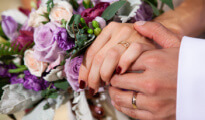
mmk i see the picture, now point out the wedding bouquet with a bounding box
[0,0,173,119]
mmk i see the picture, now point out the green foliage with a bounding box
[0,24,8,40]
[54,80,69,90]
[83,0,93,9]
[41,88,58,99]
[8,65,27,73]
[69,0,79,11]
[69,14,81,27]
[160,0,174,9]
[0,77,10,100]
[0,42,34,58]
[43,103,50,110]
[46,0,54,13]
[102,0,127,21]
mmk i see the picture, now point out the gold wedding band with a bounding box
[118,41,130,48]
[132,92,138,109]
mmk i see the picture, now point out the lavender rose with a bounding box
[1,15,18,42]
[53,27,75,51]
[81,2,110,23]
[33,22,65,63]
[64,55,83,92]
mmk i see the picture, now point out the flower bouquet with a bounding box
[0,0,173,119]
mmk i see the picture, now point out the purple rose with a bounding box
[23,70,49,91]
[1,15,19,42]
[33,22,65,63]
[81,2,110,23]
[10,76,24,84]
[64,55,83,92]
[53,27,75,51]
[130,2,153,22]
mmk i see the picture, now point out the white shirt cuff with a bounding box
[177,36,205,120]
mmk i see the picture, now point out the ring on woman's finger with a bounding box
[118,41,130,48]
[132,91,138,109]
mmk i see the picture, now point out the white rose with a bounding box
[43,66,64,82]
[49,1,73,23]
[24,49,48,77]
[28,7,48,27]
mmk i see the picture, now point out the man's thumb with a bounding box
[134,21,180,48]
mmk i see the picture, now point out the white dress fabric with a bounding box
[177,36,205,120]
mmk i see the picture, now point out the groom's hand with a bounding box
[109,48,179,120]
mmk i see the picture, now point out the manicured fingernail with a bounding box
[111,100,115,106]
[79,80,86,89]
[89,87,95,96]
[135,21,146,26]
[115,66,122,74]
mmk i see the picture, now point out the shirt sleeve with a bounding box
[177,36,205,120]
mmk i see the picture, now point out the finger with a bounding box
[109,87,146,109]
[118,43,153,74]
[110,73,148,93]
[88,27,133,92]
[78,23,114,84]
[134,21,180,48]
[100,44,127,84]
[111,101,154,119]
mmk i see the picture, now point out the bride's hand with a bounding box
[78,22,155,94]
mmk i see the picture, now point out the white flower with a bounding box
[0,84,42,114]
[49,1,73,23]
[24,49,48,77]
[43,66,64,82]
[28,7,48,27]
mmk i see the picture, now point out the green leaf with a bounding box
[143,0,160,16]
[69,14,81,27]
[0,41,34,58]
[8,65,27,73]
[0,77,10,100]
[41,88,58,99]
[43,103,50,110]
[69,0,79,11]
[102,0,127,21]
[46,0,54,13]
[160,0,174,9]
[71,34,95,59]
[54,80,69,90]
[0,24,7,39]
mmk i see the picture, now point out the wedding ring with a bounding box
[132,92,138,109]
[118,41,130,48]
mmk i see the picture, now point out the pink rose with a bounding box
[24,49,48,77]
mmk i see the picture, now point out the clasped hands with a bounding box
[79,21,181,120]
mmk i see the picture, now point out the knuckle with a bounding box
[120,26,132,33]
[93,54,104,64]
[153,22,164,32]
[86,47,96,59]
[145,81,158,95]
[107,48,120,59]
[131,43,143,52]
[113,95,122,106]
[107,22,118,28]
[144,55,162,66]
